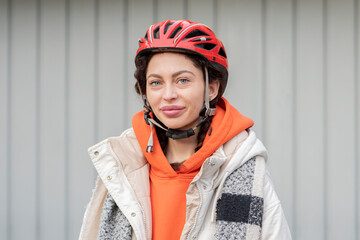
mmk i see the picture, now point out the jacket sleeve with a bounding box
[261,169,292,240]
[79,176,108,240]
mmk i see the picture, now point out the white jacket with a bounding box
[79,128,292,240]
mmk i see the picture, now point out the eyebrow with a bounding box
[147,70,195,80]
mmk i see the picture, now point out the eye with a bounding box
[149,80,161,87]
[177,78,189,84]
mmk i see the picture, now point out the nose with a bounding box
[163,84,178,101]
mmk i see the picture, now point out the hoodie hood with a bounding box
[132,97,254,177]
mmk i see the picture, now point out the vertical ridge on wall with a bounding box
[327,0,356,238]
[35,0,41,238]
[322,0,328,239]
[183,0,188,19]
[291,0,297,237]
[212,0,218,32]
[67,0,97,237]
[263,0,295,229]
[64,0,70,238]
[39,0,67,239]
[153,0,158,23]
[93,0,99,181]
[355,0,359,238]
[261,0,267,143]
[123,0,129,128]
[97,0,126,140]
[6,0,12,239]
[296,0,325,239]
[11,0,38,238]
[218,0,263,135]
[94,0,99,146]
[127,0,154,127]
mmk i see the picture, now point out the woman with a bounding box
[79,19,291,240]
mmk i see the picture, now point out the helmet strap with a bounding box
[204,67,216,117]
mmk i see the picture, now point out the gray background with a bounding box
[0,0,359,239]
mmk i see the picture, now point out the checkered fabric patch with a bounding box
[215,157,264,239]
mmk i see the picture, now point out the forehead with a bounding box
[147,52,200,72]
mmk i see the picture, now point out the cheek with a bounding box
[189,91,205,112]
[145,90,160,109]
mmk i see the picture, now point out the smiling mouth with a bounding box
[160,106,185,117]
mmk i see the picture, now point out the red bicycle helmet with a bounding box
[136,20,229,149]
[136,19,228,86]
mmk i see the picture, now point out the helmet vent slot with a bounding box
[194,43,217,51]
[183,30,209,40]
[169,26,183,38]
[192,37,212,42]
[153,26,160,39]
[144,33,148,41]
[164,22,174,35]
[218,47,227,58]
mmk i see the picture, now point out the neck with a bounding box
[165,129,199,165]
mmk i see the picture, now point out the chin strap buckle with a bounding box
[166,128,195,140]
[205,107,216,117]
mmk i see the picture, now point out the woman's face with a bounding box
[146,52,218,130]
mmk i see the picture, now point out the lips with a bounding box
[160,105,185,117]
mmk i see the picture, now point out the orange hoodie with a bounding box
[132,97,253,240]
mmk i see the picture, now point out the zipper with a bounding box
[186,183,202,240]
[139,203,148,239]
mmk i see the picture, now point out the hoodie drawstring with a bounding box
[146,121,154,152]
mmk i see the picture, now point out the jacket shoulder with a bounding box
[88,128,146,173]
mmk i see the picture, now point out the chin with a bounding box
[161,122,184,130]
[160,117,199,130]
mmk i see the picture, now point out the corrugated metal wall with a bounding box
[0,0,359,239]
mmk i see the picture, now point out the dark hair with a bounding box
[134,52,224,164]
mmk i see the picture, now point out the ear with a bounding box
[208,79,220,101]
